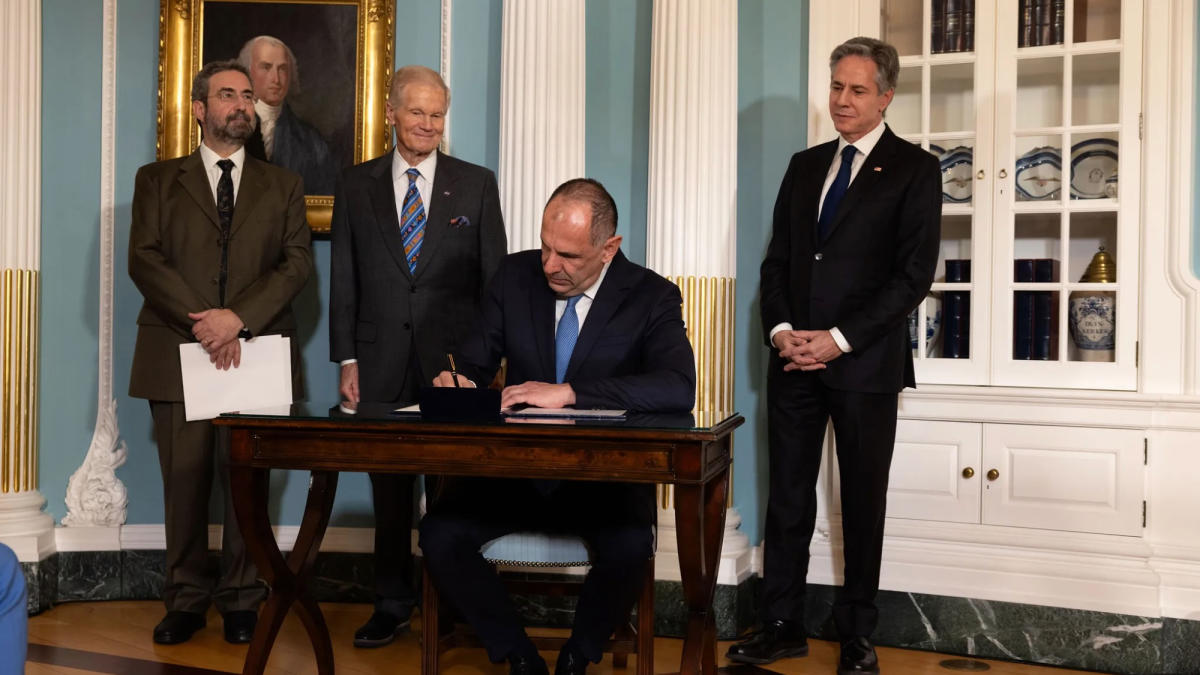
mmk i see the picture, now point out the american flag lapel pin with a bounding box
[873,166,882,172]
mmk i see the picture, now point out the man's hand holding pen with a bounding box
[432,370,476,388]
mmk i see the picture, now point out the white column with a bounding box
[646,0,751,588]
[497,0,586,252]
[0,0,54,562]
[63,0,128,535]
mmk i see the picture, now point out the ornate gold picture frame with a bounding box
[157,0,395,232]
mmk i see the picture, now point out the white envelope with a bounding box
[179,335,293,421]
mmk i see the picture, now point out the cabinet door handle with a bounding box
[962,467,975,479]
[976,170,985,180]
[987,468,1000,481]
[998,169,1008,179]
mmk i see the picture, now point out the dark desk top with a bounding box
[216,400,742,437]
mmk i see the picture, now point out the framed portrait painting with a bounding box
[158,0,395,232]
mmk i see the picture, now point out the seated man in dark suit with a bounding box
[420,178,696,675]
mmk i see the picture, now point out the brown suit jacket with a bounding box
[128,149,314,402]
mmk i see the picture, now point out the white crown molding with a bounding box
[63,0,128,528]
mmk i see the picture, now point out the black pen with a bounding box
[447,354,461,387]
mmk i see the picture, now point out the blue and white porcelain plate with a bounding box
[1014,146,1062,201]
[938,146,973,203]
[1070,138,1118,199]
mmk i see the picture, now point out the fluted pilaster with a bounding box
[498,0,586,252]
[0,0,53,561]
[647,0,738,413]
[647,0,750,586]
[64,0,128,529]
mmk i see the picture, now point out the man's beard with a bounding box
[209,110,256,145]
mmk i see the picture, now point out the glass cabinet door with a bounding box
[992,0,1139,390]
[880,0,995,385]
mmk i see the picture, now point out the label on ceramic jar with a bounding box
[1069,294,1115,350]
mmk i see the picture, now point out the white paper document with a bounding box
[179,335,293,421]
[502,407,626,420]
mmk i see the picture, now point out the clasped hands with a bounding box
[189,308,245,370]
[431,371,576,409]
[774,329,842,371]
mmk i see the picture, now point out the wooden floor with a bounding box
[26,601,1095,674]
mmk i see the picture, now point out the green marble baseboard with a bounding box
[22,553,1200,674]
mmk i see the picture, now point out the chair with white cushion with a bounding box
[420,530,655,675]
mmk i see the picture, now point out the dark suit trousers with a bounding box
[418,478,654,664]
[150,401,267,614]
[367,347,423,616]
[762,359,898,639]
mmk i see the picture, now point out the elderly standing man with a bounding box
[239,35,337,194]
[727,37,941,675]
[128,59,313,646]
[329,64,507,648]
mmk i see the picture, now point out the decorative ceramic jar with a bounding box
[1068,247,1115,362]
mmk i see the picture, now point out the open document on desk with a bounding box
[391,403,626,420]
[502,406,626,420]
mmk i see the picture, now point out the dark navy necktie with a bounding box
[818,145,857,241]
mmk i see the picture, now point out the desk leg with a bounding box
[673,467,730,675]
[231,464,339,675]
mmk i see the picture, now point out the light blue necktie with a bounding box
[400,168,426,273]
[818,145,857,241]
[555,295,582,383]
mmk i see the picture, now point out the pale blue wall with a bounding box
[735,1,809,540]
[37,0,811,543]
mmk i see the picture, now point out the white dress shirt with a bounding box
[198,143,245,204]
[770,120,889,354]
[392,149,438,221]
[555,261,612,338]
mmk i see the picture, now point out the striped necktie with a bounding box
[400,168,426,273]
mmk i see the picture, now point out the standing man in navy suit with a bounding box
[329,64,507,648]
[727,37,941,675]
[420,179,696,675]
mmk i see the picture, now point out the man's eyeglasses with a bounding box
[209,90,255,104]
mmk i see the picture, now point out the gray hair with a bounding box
[190,59,251,102]
[546,178,618,246]
[388,65,451,108]
[238,35,300,94]
[829,36,899,94]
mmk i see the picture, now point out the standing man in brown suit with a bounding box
[128,60,313,646]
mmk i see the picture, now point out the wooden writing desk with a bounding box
[215,404,742,675]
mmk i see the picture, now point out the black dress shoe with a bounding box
[353,610,410,648]
[223,610,257,644]
[554,645,589,675]
[837,636,880,674]
[725,619,809,665]
[508,653,550,675]
[153,611,206,645]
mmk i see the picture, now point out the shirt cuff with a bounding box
[830,327,852,353]
[339,359,358,366]
[768,322,793,345]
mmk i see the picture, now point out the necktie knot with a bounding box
[217,159,235,174]
[405,167,420,183]
[840,145,857,164]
